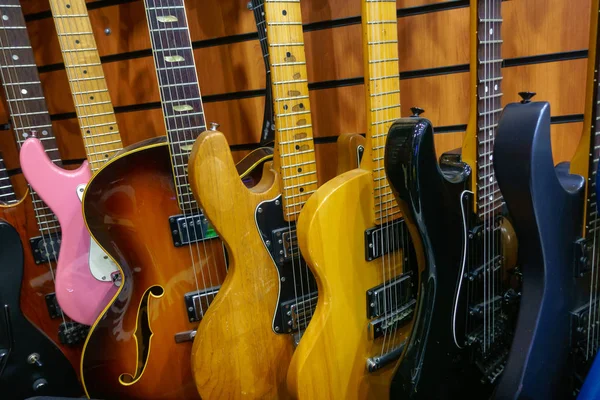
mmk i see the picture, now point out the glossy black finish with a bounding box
[0,220,80,400]
[255,195,317,334]
[385,117,501,399]
[493,101,586,399]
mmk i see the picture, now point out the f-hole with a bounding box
[119,285,164,385]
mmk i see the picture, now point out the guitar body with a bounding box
[189,130,293,399]
[81,137,271,400]
[286,168,412,400]
[385,117,501,399]
[493,101,585,399]
[0,194,82,374]
[0,220,81,399]
[20,138,118,325]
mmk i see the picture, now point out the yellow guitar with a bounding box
[188,0,330,398]
[286,1,417,398]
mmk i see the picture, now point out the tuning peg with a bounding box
[410,107,425,117]
[518,92,536,104]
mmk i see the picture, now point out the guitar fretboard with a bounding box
[586,12,600,238]
[251,0,275,145]
[264,0,318,221]
[0,153,16,204]
[363,0,401,225]
[475,0,504,219]
[0,0,61,232]
[48,0,122,173]
[143,0,206,212]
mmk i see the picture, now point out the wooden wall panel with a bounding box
[0,0,593,201]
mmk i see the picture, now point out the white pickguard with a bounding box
[77,184,119,282]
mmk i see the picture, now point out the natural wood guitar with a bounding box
[286,1,417,399]
[188,0,325,398]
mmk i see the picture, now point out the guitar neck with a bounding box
[583,0,600,238]
[264,0,317,221]
[0,0,61,232]
[48,0,122,173]
[251,0,275,145]
[362,0,402,225]
[0,153,17,204]
[472,0,503,219]
[143,0,206,212]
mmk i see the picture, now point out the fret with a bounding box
[284,190,316,200]
[143,0,207,211]
[48,0,122,172]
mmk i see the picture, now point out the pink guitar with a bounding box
[20,138,119,325]
[19,1,125,325]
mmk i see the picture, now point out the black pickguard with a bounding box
[385,117,505,399]
[0,220,81,399]
[493,100,586,399]
[255,195,317,335]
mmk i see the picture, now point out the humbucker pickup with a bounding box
[369,298,416,339]
[574,238,593,277]
[30,233,61,264]
[364,218,407,261]
[469,295,504,318]
[169,213,218,247]
[271,227,299,267]
[279,291,318,333]
[184,286,221,322]
[44,292,62,319]
[366,273,414,319]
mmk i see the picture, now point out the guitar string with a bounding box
[170,0,222,310]
[145,0,213,314]
[283,0,312,339]
[484,0,490,352]
[0,4,71,330]
[592,60,600,360]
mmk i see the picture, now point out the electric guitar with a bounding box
[384,0,520,398]
[286,1,416,399]
[19,0,123,326]
[79,1,273,398]
[492,1,600,398]
[0,218,81,399]
[188,0,323,397]
[0,0,87,373]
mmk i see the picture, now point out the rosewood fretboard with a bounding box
[0,0,62,233]
[475,0,504,219]
[144,0,206,212]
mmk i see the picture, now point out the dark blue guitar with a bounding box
[492,95,586,399]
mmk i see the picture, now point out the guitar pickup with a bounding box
[58,322,89,346]
[469,295,503,319]
[364,219,406,261]
[44,292,62,319]
[574,238,593,277]
[29,233,61,264]
[271,227,299,267]
[366,272,414,319]
[369,298,416,340]
[184,286,220,322]
[169,213,218,247]
[279,291,318,333]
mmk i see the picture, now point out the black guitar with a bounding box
[384,1,520,398]
[0,220,80,399]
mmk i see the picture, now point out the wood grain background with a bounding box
[0,0,591,196]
